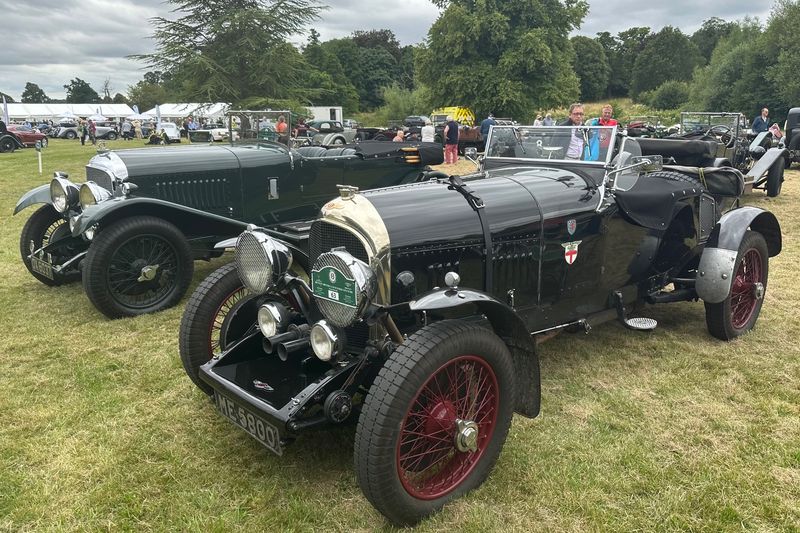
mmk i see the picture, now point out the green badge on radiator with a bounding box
[311,266,357,307]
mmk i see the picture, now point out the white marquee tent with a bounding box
[5,103,134,121]
[144,103,229,120]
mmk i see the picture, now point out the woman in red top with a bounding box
[276,115,289,145]
[588,104,618,149]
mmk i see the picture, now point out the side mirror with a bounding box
[463,146,481,170]
[630,155,663,172]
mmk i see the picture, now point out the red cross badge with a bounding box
[562,240,582,265]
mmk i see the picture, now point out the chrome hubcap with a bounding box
[454,419,479,453]
[137,264,160,282]
[753,282,765,300]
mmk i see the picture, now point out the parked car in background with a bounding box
[7,125,49,148]
[190,124,239,142]
[343,118,361,129]
[14,140,443,318]
[94,122,119,140]
[158,122,182,143]
[0,130,26,153]
[51,120,79,139]
[181,125,781,525]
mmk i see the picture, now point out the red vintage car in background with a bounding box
[7,125,49,148]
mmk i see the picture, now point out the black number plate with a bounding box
[214,391,283,455]
[30,256,54,279]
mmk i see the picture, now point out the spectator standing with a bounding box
[480,113,496,139]
[275,115,289,144]
[533,115,543,127]
[542,113,554,126]
[587,104,618,149]
[444,115,459,164]
[88,120,97,145]
[558,103,588,160]
[121,119,132,140]
[182,117,190,138]
[80,119,88,146]
[752,107,770,134]
[421,118,435,142]
[132,119,142,140]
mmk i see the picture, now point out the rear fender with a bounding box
[746,147,788,182]
[14,184,52,215]
[409,288,540,418]
[696,206,781,303]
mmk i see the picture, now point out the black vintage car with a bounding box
[180,126,781,525]
[13,140,443,318]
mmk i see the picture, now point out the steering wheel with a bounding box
[705,124,736,148]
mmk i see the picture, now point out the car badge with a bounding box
[562,240,582,265]
[328,270,337,283]
[567,219,577,235]
[253,380,274,392]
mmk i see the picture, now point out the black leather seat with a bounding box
[296,146,357,158]
[637,138,718,167]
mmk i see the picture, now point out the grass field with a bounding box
[0,139,798,531]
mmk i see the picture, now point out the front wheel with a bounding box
[82,216,194,318]
[0,136,16,152]
[766,161,784,197]
[39,137,48,148]
[19,204,84,286]
[65,130,76,140]
[106,132,117,140]
[179,262,255,395]
[705,230,769,340]
[354,320,514,526]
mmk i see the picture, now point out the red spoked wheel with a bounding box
[397,355,499,500]
[355,320,514,526]
[706,230,769,340]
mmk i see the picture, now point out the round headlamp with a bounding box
[50,176,79,213]
[235,230,293,293]
[310,320,344,362]
[311,250,377,328]
[79,181,112,209]
[257,302,289,338]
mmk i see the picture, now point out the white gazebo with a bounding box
[144,103,229,121]
[5,103,134,122]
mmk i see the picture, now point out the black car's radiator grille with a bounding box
[309,221,369,265]
[85,167,114,192]
[154,178,230,211]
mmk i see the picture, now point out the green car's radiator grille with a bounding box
[154,178,229,210]
[309,221,369,265]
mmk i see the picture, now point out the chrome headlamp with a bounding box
[257,302,290,338]
[50,175,80,213]
[235,229,293,293]
[79,181,112,209]
[310,320,345,361]
[310,250,377,328]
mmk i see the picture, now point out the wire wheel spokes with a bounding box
[397,355,499,500]
[107,235,180,308]
[730,248,763,329]
[208,287,251,356]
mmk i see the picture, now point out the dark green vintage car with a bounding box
[14,140,443,318]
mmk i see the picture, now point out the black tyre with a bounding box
[106,132,117,140]
[373,134,387,141]
[0,136,16,153]
[787,136,800,168]
[332,136,345,145]
[355,320,515,526]
[39,137,48,148]
[766,162,783,197]
[705,231,768,340]
[179,262,255,395]
[82,216,194,318]
[19,204,84,286]
[648,170,703,188]
[65,130,76,140]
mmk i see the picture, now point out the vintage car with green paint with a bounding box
[179,126,781,525]
[13,140,443,318]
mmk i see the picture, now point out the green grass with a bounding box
[1,139,798,531]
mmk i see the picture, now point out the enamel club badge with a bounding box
[562,240,582,265]
[567,218,577,235]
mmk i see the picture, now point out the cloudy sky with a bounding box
[0,0,774,101]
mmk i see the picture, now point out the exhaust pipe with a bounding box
[277,337,311,361]
[262,324,309,354]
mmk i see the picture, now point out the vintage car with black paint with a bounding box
[13,140,443,318]
[180,125,781,525]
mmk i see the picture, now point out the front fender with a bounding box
[410,288,540,418]
[72,196,247,237]
[14,184,52,215]
[696,206,781,303]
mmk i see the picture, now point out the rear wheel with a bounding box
[65,130,76,140]
[82,216,194,318]
[0,136,16,152]
[766,162,783,197]
[106,132,117,140]
[355,320,514,526]
[179,262,255,395]
[39,137,48,148]
[705,231,768,340]
[19,204,84,286]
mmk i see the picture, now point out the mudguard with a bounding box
[746,147,788,182]
[72,196,247,237]
[696,206,781,304]
[14,184,52,215]
[409,287,540,418]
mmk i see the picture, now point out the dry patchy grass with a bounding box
[0,140,798,531]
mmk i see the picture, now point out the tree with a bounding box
[64,78,100,103]
[21,82,49,103]
[596,27,651,97]
[127,81,168,112]
[763,0,800,108]
[0,92,14,103]
[302,36,360,111]
[690,17,736,64]
[648,80,690,109]
[630,27,702,97]
[352,29,402,62]
[133,0,325,105]
[112,93,128,104]
[416,0,588,121]
[571,36,610,101]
